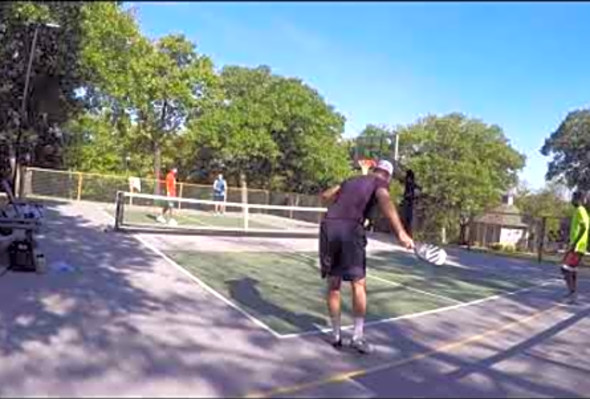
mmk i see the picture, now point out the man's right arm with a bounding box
[320,185,341,205]
[376,187,414,249]
[570,209,588,252]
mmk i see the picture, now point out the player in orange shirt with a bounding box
[158,167,178,225]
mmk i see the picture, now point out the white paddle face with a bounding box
[414,243,447,266]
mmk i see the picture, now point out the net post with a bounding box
[178,182,184,209]
[76,172,83,201]
[289,194,295,219]
[240,172,248,231]
[114,191,124,231]
[537,216,546,263]
[128,178,133,206]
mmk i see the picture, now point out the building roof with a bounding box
[473,203,528,228]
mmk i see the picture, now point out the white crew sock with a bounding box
[331,316,341,341]
[353,317,364,341]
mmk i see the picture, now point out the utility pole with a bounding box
[13,22,61,197]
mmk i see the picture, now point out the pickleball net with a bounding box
[113,191,327,235]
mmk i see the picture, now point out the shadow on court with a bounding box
[227,277,326,334]
[3,200,589,398]
[368,249,549,298]
[340,305,590,398]
[266,283,590,398]
[0,200,278,396]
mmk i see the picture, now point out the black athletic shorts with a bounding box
[319,219,367,282]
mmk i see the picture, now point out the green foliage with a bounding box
[3,0,545,216]
[355,124,395,160]
[515,180,571,218]
[360,124,392,138]
[0,2,87,173]
[515,180,572,235]
[188,65,351,193]
[541,109,590,191]
[398,113,526,238]
[78,4,220,190]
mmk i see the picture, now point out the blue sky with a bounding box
[129,1,590,190]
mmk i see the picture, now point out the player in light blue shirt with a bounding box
[213,174,227,215]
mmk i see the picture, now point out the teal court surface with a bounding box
[2,199,590,398]
[164,248,545,337]
[113,195,323,232]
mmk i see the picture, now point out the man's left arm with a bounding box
[570,212,587,252]
[320,185,340,205]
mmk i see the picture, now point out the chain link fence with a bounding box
[21,167,324,224]
[373,199,574,264]
[22,167,576,263]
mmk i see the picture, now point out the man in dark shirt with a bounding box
[399,169,420,237]
[319,160,414,354]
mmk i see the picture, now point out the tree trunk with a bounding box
[153,141,162,196]
[8,144,16,196]
[240,172,248,230]
[240,172,248,205]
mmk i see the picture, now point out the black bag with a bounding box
[8,240,36,272]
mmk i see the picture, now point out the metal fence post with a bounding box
[537,216,546,263]
[76,172,83,201]
[178,182,184,209]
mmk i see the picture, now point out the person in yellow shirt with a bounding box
[561,191,589,304]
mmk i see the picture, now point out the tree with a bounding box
[63,112,126,173]
[188,65,351,193]
[78,4,220,191]
[266,76,351,193]
[397,113,526,241]
[0,2,87,180]
[515,180,570,218]
[125,34,219,192]
[183,66,276,187]
[355,124,395,161]
[540,109,590,191]
[515,180,572,243]
[360,124,392,138]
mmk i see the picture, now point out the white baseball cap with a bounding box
[374,160,393,176]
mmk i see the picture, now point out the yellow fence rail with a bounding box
[22,167,323,223]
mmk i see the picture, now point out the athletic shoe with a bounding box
[350,337,373,354]
[567,292,578,305]
[327,334,343,349]
[156,215,166,224]
[168,218,178,227]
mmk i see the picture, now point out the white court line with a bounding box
[100,208,562,341]
[101,209,283,339]
[278,279,559,339]
[368,273,464,305]
[295,253,464,305]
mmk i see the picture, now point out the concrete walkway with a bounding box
[1,200,588,397]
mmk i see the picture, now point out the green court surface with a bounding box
[121,208,286,230]
[166,250,540,336]
[368,251,539,302]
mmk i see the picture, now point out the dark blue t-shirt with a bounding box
[325,175,389,223]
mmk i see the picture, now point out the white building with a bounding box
[471,192,529,248]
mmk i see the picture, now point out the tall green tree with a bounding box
[124,33,219,191]
[397,113,526,241]
[515,180,572,240]
[540,109,590,191]
[355,124,395,160]
[188,65,351,193]
[78,4,219,190]
[0,2,87,177]
[61,2,149,174]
